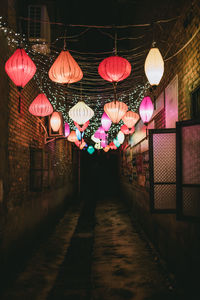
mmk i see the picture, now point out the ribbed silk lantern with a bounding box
[69,101,94,125]
[144,47,164,86]
[64,122,70,137]
[48,50,83,84]
[68,131,78,142]
[101,112,112,131]
[139,97,154,126]
[29,93,53,117]
[50,112,61,132]
[117,131,125,144]
[5,48,36,88]
[98,56,131,83]
[104,101,128,124]
[122,111,139,128]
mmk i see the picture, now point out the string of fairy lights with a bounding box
[0,2,197,143]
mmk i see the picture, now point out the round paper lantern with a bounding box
[139,96,154,126]
[68,131,78,142]
[29,93,53,117]
[64,122,70,137]
[117,131,125,144]
[87,145,95,155]
[144,47,164,86]
[122,111,139,128]
[98,56,131,83]
[69,101,94,125]
[50,112,62,132]
[5,48,36,88]
[104,101,128,124]
[103,146,110,152]
[101,112,112,131]
[49,50,83,84]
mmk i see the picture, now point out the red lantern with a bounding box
[122,111,139,128]
[5,48,36,88]
[29,93,53,117]
[109,142,117,150]
[98,56,131,83]
[49,50,83,84]
[139,96,154,126]
[104,101,128,124]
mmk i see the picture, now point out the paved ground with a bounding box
[0,197,186,300]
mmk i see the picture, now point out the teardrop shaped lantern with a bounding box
[69,101,94,125]
[101,112,112,131]
[64,122,70,137]
[139,96,154,126]
[50,112,62,132]
[98,56,131,83]
[104,101,128,124]
[68,130,78,142]
[117,131,125,144]
[5,48,36,88]
[144,46,164,86]
[49,50,83,84]
[29,93,53,117]
[122,111,139,128]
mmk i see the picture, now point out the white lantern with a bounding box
[50,112,61,132]
[91,134,100,143]
[94,142,102,150]
[144,47,164,86]
[117,131,125,144]
[69,101,94,125]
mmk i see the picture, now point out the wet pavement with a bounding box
[0,197,186,300]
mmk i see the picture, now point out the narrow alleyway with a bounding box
[0,195,188,300]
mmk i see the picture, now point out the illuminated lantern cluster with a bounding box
[50,112,62,132]
[49,50,83,84]
[139,96,154,126]
[69,101,94,125]
[144,46,164,87]
[5,48,36,88]
[104,101,128,124]
[98,56,131,83]
[29,93,53,117]
[122,111,139,128]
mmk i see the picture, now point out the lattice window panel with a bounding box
[154,184,176,209]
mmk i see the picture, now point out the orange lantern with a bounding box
[104,101,128,124]
[122,111,139,128]
[50,112,61,132]
[49,50,83,84]
[67,131,78,142]
[103,145,110,152]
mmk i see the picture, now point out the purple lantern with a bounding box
[101,112,112,131]
[94,126,106,140]
[64,122,70,137]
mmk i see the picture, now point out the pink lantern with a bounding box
[29,93,53,117]
[101,139,107,148]
[101,112,112,131]
[122,111,139,128]
[64,122,70,137]
[109,142,117,150]
[104,101,128,124]
[94,126,106,140]
[139,96,154,126]
[120,124,130,135]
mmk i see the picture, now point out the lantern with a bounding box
[104,101,128,124]
[101,139,107,148]
[113,138,120,148]
[117,131,125,144]
[109,142,117,150]
[103,146,110,152]
[87,145,95,155]
[94,126,106,140]
[64,122,70,137]
[50,112,62,132]
[120,124,130,135]
[94,142,102,150]
[91,134,100,143]
[122,111,139,128]
[80,141,86,150]
[101,112,112,131]
[48,50,83,84]
[68,131,78,142]
[29,93,53,117]
[75,140,81,147]
[139,96,154,126]
[5,48,36,88]
[144,47,164,86]
[76,129,82,141]
[98,56,131,83]
[69,101,94,125]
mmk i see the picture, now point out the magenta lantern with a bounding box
[101,139,107,148]
[139,96,154,126]
[98,56,131,83]
[101,112,112,131]
[64,122,70,137]
[94,126,106,140]
[5,48,36,88]
[29,93,53,117]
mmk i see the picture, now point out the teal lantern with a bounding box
[87,145,95,155]
[113,138,120,148]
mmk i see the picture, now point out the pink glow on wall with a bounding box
[101,112,112,131]
[139,96,154,126]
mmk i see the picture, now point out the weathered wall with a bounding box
[120,0,200,292]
